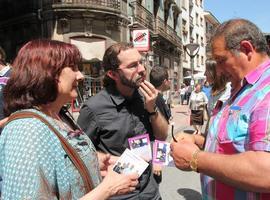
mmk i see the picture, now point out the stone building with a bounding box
[0,0,183,102]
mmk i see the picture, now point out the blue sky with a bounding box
[204,0,270,33]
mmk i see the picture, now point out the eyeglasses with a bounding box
[117,59,145,71]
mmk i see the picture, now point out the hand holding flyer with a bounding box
[112,149,149,177]
[153,140,175,166]
[128,134,152,161]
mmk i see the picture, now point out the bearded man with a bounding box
[77,43,168,200]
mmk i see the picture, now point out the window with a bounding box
[196,34,199,43]
[201,36,204,46]
[201,56,204,65]
[196,13,199,25]
[200,17,203,26]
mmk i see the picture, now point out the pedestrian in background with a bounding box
[0,39,138,199]
[204,59,231,117]
[185,84,192,105]
[0,47,11,131]
[78,43,168,200]
[171,18,270,199]
[179,83,187,105]
[150,65,172,122]
[150,65,172,184]
[201,81,211,100]
[189,83,208,135]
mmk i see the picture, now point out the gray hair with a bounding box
[211,18,269,54]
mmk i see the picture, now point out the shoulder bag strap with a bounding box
[7,111,94,193]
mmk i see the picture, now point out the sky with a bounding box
[204,0,270,33]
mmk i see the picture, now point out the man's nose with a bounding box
[137,63,145,73]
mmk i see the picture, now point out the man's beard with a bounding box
[118,71,143,89]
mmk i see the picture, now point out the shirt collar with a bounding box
[245,59,270,85]
[107,86,141,106]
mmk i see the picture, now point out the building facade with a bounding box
[180,0,206,85]
[204,10,220,59]
[0,0,184,101]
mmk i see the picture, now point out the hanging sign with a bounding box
[132,29,150,52]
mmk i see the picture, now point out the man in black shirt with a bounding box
[150,66,172,122]
[78,43,168,200]
[149,66,172,184]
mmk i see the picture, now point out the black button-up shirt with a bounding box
[77,86,160,200]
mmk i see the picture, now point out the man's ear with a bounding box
[107,70,118,81]
[240,40,254,59]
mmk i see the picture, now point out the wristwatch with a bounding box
[189,149,201,172]
[148,105,158,116]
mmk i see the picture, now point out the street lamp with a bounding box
[184,43,200,88]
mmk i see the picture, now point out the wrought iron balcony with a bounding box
[130,1,154,30]
[189,16,194,27]
[154,17,182,47]
[48,0,122,14]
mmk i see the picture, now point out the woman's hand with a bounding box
[97,152,119,177]
[101,166,139,197]
[80,166,138,200]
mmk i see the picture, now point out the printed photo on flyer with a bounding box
[153,140,174,166]
[128,133,152,161]
[113,148,149,177]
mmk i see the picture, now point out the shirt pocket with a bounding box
[217,110,249,153]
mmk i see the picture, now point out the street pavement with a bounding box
[159,103,202,200]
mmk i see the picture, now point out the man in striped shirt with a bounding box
[171,18,270,199]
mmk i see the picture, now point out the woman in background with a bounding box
[189,83,208,135]
[204,59,231,117]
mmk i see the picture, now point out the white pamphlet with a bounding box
[113,148,149,177]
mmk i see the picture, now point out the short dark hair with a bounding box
[211,18,269,54]
[4,39,82,116]
[102,42,134,87]
[150,66,169,88]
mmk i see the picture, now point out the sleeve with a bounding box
[77,104,100,147]
[1,119,64,199]
[156,95,170,122]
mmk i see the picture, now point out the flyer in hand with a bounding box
[153,140,174,166]
[113,148,149,177]
[128,133,152,161]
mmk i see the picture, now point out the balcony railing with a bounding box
[154,17,182,47]
[155,17,167,39]
[48,0,121,13]
[189,16,194,27]
[130,1,154,30]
